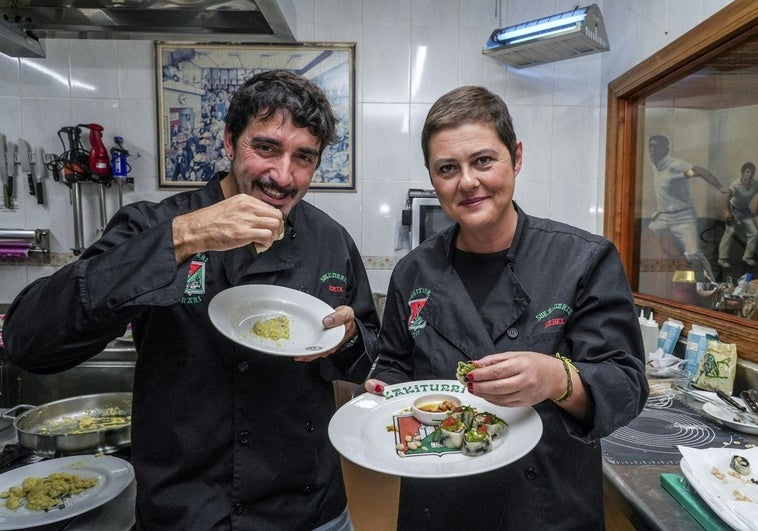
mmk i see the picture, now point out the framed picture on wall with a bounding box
[155,42,356,191]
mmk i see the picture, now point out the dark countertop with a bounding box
[602,393,758,530]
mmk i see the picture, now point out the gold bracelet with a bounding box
[552,353,579,403]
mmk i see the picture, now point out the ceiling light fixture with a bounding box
[483,4,608,69]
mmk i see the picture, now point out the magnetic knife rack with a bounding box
[0,228,51,255]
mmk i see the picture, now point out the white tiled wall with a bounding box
[0,0,732,302]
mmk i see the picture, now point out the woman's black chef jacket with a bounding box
[3,173,380,530]
[371,204,648,531]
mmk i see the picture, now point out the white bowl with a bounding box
[411,394,462,425]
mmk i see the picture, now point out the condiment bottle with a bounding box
[640,311,659,364]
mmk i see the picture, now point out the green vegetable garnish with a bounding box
[456,361,477,384]
[464,427,488,442]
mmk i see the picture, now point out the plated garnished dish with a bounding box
[398,402,508,458]
[328,380,542,478]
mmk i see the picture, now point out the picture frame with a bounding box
[155,42,356,191]
[604,0,758,363]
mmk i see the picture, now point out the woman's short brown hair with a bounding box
[421,86,518,168]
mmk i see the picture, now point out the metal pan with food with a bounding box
[0,392,132,458]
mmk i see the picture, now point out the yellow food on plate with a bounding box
[252,315,290,341]
[0,472,99,511]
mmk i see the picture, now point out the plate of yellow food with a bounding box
[208,284,345,356]
[0,455,134,529]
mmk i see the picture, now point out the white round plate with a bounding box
[702,400,758,435]
[0,455,134,530]
[209,285,345,356]
[328,380,543,478]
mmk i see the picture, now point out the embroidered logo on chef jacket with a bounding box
[320,271,347,294]
[535,302,573,330]
[407,287,431,337]
[183,254,207,302]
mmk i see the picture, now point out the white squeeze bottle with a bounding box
[640,311,659,364]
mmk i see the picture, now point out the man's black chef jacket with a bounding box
[3,173,380,530]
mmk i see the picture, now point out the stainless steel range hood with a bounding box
[0,16,45,57]
[0,0,295,57]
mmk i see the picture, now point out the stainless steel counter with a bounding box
[604,460,693,530]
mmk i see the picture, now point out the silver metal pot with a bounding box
[1,392,132,458]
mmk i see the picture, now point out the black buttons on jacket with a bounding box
[299,286,310,294]
[237,361,249,373]
[289,227,297,239]
[302,484,314,494]
[233,503,245,515]
[305,421,315,433]
[525,467,539,480]
[238,431,251,445]
[506,327,519,339]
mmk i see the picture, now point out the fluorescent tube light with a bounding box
[491,12,587,44]
[482,4,609,68]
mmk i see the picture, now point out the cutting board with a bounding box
[660,473,732,531]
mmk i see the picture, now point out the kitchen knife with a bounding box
[5,141,16,201]
[34,146,45,204]
[715,388,747,412]
[0,133,9,208]
[741,389,758,414]
[18,138,34,197]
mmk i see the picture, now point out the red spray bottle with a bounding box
[80,123,111,176]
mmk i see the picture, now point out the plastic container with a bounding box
[639,311,659,363]
[683,324,718,378]
[82,123,111,176]
[658,318,684,355]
